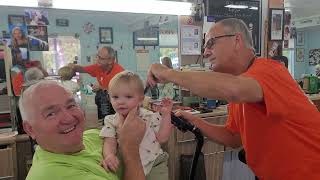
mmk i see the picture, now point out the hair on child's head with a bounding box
[58,66,75,81]
[109,71,144,94]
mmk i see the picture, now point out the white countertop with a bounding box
[307,93,320,101]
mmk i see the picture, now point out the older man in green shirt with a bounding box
[19,80,146,180]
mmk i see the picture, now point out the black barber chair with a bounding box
[95,90,115,120]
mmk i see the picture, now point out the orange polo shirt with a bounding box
[226,58,320,180]
[83,63,124,90]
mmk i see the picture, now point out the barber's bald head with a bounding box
[208,18,254,51]
[204,18,255,75]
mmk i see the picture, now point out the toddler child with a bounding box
[100,71,173,180]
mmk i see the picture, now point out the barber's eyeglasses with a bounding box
[97,55,112,61]
[204,34,235,49]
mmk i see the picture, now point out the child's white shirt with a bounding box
[100,108,164,175]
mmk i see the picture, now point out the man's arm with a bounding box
[147,64,263,103]
[68,63,86,73]
[175,111,242,148]
[118,107,146,180]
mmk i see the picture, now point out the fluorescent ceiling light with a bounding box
[53,0,192,15]
[0,0,192,15]
[249,6,258,10]
[225,5,248,9]
[0,0,37,7]
[137,37,158,41]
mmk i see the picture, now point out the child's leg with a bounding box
[146,152,169,180]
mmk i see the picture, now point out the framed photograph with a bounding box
[99,27,113,44]
[56,19,69,27]
[296,31,304,46]
[269,8,284,40]
[296,48,304,62]
[27,26,49,51]
[24,9,49,25]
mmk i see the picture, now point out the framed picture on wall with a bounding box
[296,48,304,62]
[269,8,284,40]
[296,31,304,46]
[99,27,113,44]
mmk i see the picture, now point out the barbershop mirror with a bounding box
[0,6,178,95]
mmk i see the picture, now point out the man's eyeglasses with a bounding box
[204,34,235,49]
[97,55,113,61]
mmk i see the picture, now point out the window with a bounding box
[42,36,81,75]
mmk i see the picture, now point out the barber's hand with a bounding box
[147,64,171,87]
[174,111,200,125]
[101,154,120,172]
[118,107,146,150]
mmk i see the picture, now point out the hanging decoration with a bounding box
[83,22,95,34]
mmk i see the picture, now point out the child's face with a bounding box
[109,82,144,117]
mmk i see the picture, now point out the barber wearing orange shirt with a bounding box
[69,46,124,91]
[69,46,124,118]
[147,18,320,180]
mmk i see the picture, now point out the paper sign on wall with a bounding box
[181,25,201,55]
[136,49,149,71]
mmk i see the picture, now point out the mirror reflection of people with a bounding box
[100,71,173,179]
[147,18,320,180]
[19,80,147,180]
[158,57,175,99]
[11,48,48,96]
[11,27,28,48]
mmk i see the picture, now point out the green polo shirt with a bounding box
[26,129,123,180]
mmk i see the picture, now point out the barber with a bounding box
[146,18,320,179]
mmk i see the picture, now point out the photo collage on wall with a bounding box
[7,8,49,63]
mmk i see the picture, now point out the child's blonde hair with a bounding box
[58,66,75,81]
[109,71,144,94]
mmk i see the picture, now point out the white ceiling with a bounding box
[284,0,320,19]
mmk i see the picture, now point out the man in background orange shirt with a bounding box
[147,18,320,180]
[69,46,124,91]
[69,46,124,119]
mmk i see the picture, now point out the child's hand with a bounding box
[101,154,120,172]
[159,98,173,117]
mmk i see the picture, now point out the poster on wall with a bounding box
[296,48,304,62]
[24,9,49,25]
[269,9,284,41]
[27,26,49,51]
[309,49,320,66]
[181,25,201,55]
[8,15,28,48]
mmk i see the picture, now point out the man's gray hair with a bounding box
[102,46,116,59]
[219,18,254,51]
[19,80,64,122]
[24,67,44,82]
